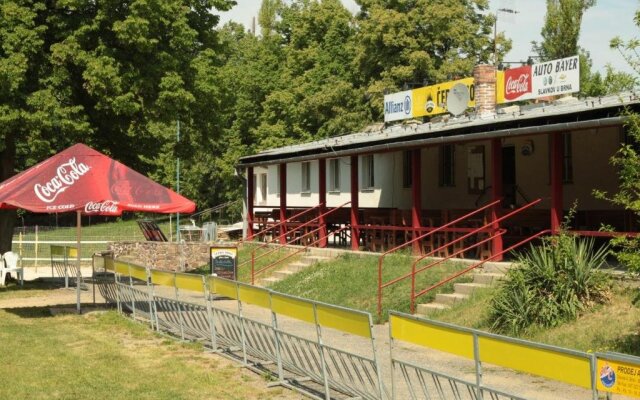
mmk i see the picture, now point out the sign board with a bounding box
[499,55,580,103]
[412,78,475,118]
[210,246,237,280]
[383,90,413,122]
[596,354,640,398]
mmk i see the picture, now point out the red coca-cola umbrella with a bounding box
[0,143,196,311]
[0,143,195,215]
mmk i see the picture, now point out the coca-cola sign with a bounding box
[84,201,119,214]
[504,65,532,101]
[34,158,90,203]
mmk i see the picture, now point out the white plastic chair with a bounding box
[1,251,24,286]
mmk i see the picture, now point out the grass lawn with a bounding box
[0,294,295,399]
[269,252,472,322]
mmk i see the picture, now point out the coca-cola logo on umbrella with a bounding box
[84,201,119,214]
[504,65,532,101]
[34,158,90,203]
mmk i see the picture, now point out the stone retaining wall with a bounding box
[108,241,212,272]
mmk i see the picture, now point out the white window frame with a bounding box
[329,159,340,192]
[362,154,375,190]
[301,161,311,193]
[260,173,267,203]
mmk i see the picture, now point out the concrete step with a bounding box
[473,272,506,285]
[259,277,280,287]
[286,262,309,273]
[302,255,332,263]
[478,262,513,274]
[273,270,296,280]
[454,282,490,295]
[435,293,469,305]
[416,303,450,315]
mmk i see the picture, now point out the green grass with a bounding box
[0,305,292,400]
[269,252,472,322]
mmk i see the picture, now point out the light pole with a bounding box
[494,7,519,65]
[176,119,181,242]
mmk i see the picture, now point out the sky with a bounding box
[219,0,639,75]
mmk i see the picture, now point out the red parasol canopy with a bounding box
[0,143,195,215]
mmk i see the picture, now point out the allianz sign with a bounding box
[383,90,413,122]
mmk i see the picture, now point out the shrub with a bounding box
[488,233,611,335]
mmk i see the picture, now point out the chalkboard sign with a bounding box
[210,246,237,280]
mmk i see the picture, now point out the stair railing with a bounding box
[249,201,351,284]
[243,204,323,244]
[376,199,502,316]
[410,229,551,313]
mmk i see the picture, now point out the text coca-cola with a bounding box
[84,201,119,214]
[34,158,90,203]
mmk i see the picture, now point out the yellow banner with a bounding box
[50,245,65,257]
[66,247,78,258]
[412,78,475,118]
[317,303,371,338]
[597,357,640,397]
[175,273,204,293]
[238,285,270,309]
[479,336,591,389]
[129,264,148,282]
[104,257,115,272]
[271,293,315,324]
[496,70,506,104]
[114,260,130,276]
[390,314,474,359]
[150,270,175,287]
[210,277,238,299]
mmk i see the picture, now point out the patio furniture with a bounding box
[1,251,24,286]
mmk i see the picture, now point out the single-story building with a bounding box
[237,64,640,261]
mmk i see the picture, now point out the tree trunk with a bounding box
[0,135,17,254]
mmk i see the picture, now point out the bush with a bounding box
[488,233,611,335]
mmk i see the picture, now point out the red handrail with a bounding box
[410,229,551,313]
[250,202,350,284]
[376,199,501,316]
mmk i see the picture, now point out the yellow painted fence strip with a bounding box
[210,277,238,299]
[128,265,148,282]
[238,285,270,309]
[104,257,115,272]
[114,260,130,276]
[479,336,591,389]
[316,303,371,338]
[151,270,175,287]
[50,245,65,257]
[271,294,315,324]
[390,314,474,360]
[175,273,204,293]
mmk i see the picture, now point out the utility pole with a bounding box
[176,119,181,242]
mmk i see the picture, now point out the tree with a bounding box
[354,0,500,119]
[0,0,234,252]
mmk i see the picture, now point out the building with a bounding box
[237,65,640,261]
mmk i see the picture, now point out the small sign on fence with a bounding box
[210,246,237,280]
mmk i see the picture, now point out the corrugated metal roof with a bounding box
[239,92,640,166]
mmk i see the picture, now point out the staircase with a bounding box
[415,261,513,315]
[258,251,335,287]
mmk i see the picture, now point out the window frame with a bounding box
[362,154,375,190]
[439,144,456,187]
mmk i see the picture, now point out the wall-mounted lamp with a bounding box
[521,140,534,156]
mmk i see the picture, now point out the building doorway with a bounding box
[502,146,516,208]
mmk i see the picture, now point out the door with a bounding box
[502,146,516,208]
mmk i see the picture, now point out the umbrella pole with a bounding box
[76,210,81,314]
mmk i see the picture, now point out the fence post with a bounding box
[115,271,122,315]
[150,276,160,332]
[238,294,248,366]
[64,246,69,289]
[128,266,137,320]
[146,269,154,331]
[204,277,217,352]
[313,304,331,400]
[590,354,598,400]
[473,332,484,400]
[34,225,38,271]
[389,316,396,400]
[270,292,285,385]
[368,314,385,400]
[175,282,185,341]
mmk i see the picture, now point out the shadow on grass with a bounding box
[0,278,66,293]
[2,306,56,318]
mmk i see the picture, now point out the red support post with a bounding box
[279,163,287,245]
[350,155,360,251]
[247,166,255,240]
[411,149,422,255]
[318,159,328,247]
[491,139,504,261]
[550,133,563,234]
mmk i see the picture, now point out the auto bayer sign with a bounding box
[499,55,580,103]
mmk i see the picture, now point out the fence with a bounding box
[96,256,386,400]
[389,311,598,400]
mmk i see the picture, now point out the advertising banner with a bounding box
[500,55,580,103]
[412,77,475,118]
[383,90,413,122]
[596,355,640,397]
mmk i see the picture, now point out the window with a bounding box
[439,144,455,187]
[301,162,311,192]
[260,173,267,202]
[329,159,340,191]
[402,151,412,188]
[362,154,374,189]
[253,174,257,203]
